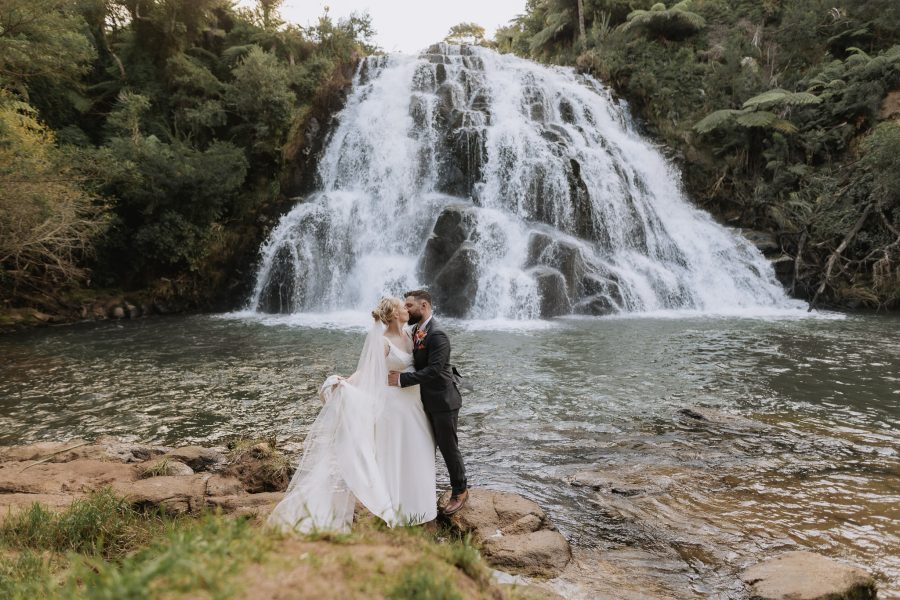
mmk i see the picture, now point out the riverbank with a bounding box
[0,437,883,599]
[0,438,565,600]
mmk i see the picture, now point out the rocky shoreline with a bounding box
[0,437,880,599]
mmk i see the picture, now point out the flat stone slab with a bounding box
[741,551,877,600]
[0,439,289,520]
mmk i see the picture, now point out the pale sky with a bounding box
[260,0,526,54]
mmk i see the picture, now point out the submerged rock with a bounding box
[439,488,572,578]
[740,551,877,600]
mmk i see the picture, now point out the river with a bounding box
[1,311,897,598]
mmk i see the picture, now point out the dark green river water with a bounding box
[1,311,897,598]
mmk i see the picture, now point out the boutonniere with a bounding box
[414,328,427,350]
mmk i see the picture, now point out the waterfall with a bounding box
[247,44,797,319]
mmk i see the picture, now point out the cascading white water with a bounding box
[248,44,798,319]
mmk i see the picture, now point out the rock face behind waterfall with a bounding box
[247,43,796,318]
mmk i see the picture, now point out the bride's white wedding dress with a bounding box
[267,322,436,532]
[379,337,438,525]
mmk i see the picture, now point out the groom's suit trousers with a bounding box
[427,408,467,496]
[400,318,468,496]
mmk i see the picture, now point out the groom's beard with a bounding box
[407,313,422,324]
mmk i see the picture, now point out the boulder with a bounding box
[113,475,209,515]
[530,266,570,318]
[482,529,572,579]
[163,446,226,472]
[740,552,876,600]
[526,232,585,296]
[141,458,194,477]
[99,438,171,463]
[419,204,476,282]
[433,243,480,317]
[440,489,571,578]
[420,205,481,317]
[740,229,780,256]
[573,294,617,316]
[770,254,794,288]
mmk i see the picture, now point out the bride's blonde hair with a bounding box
[371,297,402,324]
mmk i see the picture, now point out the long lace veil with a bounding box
[267,319,394,532]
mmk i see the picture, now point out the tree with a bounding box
[621,1,706,40]
[445,22,486,46]
[225,45,294,163]
[576,0,586,42]
[0,95,106,298]
[0,0,95,97]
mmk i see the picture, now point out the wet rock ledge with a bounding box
[0,438,573,584]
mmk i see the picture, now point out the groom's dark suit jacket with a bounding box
[399,318,462,413]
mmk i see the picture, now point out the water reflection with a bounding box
[0,313,897,598]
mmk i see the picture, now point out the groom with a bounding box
[387,289,469,515]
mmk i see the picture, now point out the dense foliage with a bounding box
[0,0,373,310]
[496,0,900,309]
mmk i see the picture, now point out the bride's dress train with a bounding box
[267,323,436,532]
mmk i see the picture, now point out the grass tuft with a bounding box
[64,513,270,599]
[140,457,174,478]
[0,488,171,559]
[387,560,464,600]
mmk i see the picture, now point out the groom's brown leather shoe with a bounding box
[442,489,469,516]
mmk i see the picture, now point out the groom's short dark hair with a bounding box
[405,289,432,305]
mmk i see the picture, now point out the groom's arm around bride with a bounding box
[388,290,469,515]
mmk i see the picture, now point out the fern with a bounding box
[529,9,572,54]
[735,110,777,128]
[621,1,705,40]
[693,109,741,134]
[742,89,821,109]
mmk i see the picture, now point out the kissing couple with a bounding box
[267,290,469,532]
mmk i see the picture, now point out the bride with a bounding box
[267,297,438,532]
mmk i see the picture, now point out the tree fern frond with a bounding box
[529,9,571,53]
[693,109,741,133]
[772,119,798,134]
[735,110,777,128]
[846,47,871,60]
[742,89,821,109]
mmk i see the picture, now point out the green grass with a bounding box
[64,514,269,600]
[0,488,172,559]
[387,560,464,600]
[0,550,59,600]
[0,489,271,599]
[140,457,174,478]
[0,490,497,600]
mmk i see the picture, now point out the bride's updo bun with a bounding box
[371,297,401,324]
